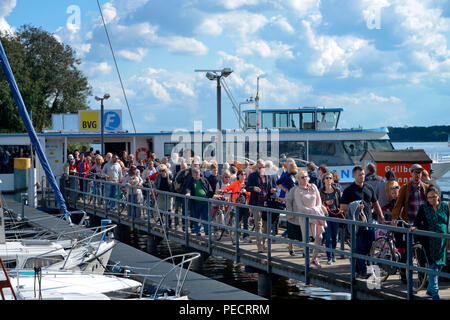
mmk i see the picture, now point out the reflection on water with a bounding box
[120,229,350,300]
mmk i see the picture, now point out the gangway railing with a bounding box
[62,174,450,300]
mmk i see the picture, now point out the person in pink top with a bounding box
[286,169,327,267]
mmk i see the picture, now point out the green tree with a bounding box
[0,25,92,133]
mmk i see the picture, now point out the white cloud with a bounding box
[368,92,402,103]
[118,48,148,62]
[82,61,113,76]
[0,0,16,34]
[130,68,198,103]
[219,0,259,10]
[162,36,209,56]
[217,51,312,105]
[270,15,295,34]
[316,91,408,128]
[284,0,321,18]
[137,76,172,103]
[302,20,372,78]
[237,40,294,59]
[196,11,268,39]
[102,2,118,24]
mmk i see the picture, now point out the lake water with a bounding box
[393,141,450,191]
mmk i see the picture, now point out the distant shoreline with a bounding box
[388,125,449,143]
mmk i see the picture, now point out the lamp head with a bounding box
[221,68,233,78]
[206,72,218,81]
[104,93,110,100]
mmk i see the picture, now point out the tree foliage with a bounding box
[0,25,91,133]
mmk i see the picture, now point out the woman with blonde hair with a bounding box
[286,169,327,267]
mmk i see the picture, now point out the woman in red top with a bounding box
[75,153,91,199]
[220,170,252,243]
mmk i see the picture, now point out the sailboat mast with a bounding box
[0,40,70,221]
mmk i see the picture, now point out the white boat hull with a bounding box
[5,270,141,300]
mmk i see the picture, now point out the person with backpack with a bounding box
[219,170,252,243]
[246,159,277,253]
[340,165,385,278]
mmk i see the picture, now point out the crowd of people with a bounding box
[63,148,449,300]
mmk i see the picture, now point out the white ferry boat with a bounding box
[0,106,398,194]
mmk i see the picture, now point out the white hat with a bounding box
[409,164,424,173]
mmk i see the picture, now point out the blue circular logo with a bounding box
[104,112,121,131]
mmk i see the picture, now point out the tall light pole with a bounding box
[195,68,233,132]
[195,68,233,167]
[95,93,110,155]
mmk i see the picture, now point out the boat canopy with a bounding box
[243,107,343,131]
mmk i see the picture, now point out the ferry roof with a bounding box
[242,107,344,113]
[0,127,389,138]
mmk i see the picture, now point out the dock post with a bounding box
[146,235,162,255]
[257,272,272,299]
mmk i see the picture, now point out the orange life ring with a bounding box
[136,148,150,162]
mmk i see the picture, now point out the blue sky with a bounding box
[1,0,450,133]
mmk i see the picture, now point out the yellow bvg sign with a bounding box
[79,111,100,132]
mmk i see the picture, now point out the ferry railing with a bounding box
[63,174,450,300]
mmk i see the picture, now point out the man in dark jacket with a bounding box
[307,162,322,190]
[246,159,277,252]
[365,163,387,207]
[184,168,214,236]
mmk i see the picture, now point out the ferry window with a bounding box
[164,143,178,157]
[262,112,274,129]
[164,143,195,158]
[316,112,339,130]
[289,113,300,129]
[301,113,315,130]
[309,141,353,166]
[369,140,394,151]
[279,141,306,161]
[275,113,288,128]
[246,112,257,128]
[0,145,32,174]
[343,140,393,163]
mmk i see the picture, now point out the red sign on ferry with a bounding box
[376,162,431,186]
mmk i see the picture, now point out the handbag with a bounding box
[326,205,345,219]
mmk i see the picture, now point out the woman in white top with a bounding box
[286,169,327,268]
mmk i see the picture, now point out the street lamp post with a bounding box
[196,68,233,132]
[195,68,233,168]
[95,93,110,155]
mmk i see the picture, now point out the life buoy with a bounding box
[136,148,150,162]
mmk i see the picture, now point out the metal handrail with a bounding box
[62,174,450,299]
